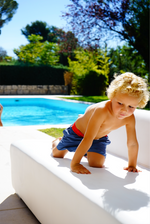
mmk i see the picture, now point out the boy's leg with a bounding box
[87,152,105,168]
[52,137,68,158]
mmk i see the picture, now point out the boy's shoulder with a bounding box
[95,100,111,111]
[93,100,111,117]
[95,100,110,107]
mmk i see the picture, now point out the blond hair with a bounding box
[107,72,149,108]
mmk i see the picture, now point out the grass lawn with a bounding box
[39,128,65,138]
[60,95,108,103]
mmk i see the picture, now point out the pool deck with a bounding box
[0,124,70,224]
[0,95,75,224]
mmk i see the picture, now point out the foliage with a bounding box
[0,58,27,65]
[0,46,7,61]
[14,34,60,65]
[0,56,18,65]
[58,30,79,54]
[21,21,79,52]
[21,21,53,43]
[63,0,149,70]
[0,61,14,65]
[47,26,64,43]
[77,70,108,95]
[53,28,79,66]
[39,128,65,138]
[69,49,110,76]
[5,55,12,61]
[0,0,18,33]
[108,44,149,83]
[21,21,67,44]
[68,49,110,95]
[21,21,79,66]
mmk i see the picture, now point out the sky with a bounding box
[0,0,71,57]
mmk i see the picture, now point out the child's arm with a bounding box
[0,104,3,126]
[124,115,139,172]
[71,108,106,174]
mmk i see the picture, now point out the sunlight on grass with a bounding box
[39,128,65,138]
[60,96,108,103]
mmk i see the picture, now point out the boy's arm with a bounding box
[71,108,106,174]
[124,115,139,172]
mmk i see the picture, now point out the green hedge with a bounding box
[0,65,68,85]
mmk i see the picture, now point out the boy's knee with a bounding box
[52,148,62,158]
[87,152,105,168]
[88,160,103,168]
[52,147,67,158]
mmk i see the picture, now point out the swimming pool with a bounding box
[0,98,90,126]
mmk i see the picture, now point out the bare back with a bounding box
[75,100,134,139]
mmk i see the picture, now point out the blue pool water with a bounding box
[0,98,90,126]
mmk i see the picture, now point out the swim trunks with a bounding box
[57,123,111,157]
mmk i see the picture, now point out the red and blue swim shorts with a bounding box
[57,123,111,157]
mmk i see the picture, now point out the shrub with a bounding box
[71,70,108,95]
[69,49,110,95]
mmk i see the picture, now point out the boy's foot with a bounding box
[52,137,62,143]
[52,137,62,149]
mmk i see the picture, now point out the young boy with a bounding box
[52,72,149,174]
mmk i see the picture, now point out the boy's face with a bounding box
[111,92,140,119]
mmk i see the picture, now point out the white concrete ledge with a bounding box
[10,109,150,224]
[10,139,150,224]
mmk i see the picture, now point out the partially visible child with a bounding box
[52,72,149,174]
[0,104,3,126]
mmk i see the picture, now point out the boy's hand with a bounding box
[71,163,91,174]
[0,104,3,116]
[123,166,141,172]
[0,104,3,126]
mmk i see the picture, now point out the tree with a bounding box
[21,21,79,65]
[63,0,149,70]
[57,30,78,54]
[68,48,110,95]
[48,26,79,65]
[57,29,79,66]
[14,34,60,65]
[0,0,18,34]
[108,45,149,83]
[21,21,53,43]
[47,26,64,43]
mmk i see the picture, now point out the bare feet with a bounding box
[52,137,62,143]
[52,137,68,158]
[52,137,62,149]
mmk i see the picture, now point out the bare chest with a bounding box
[97,118,126,137]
